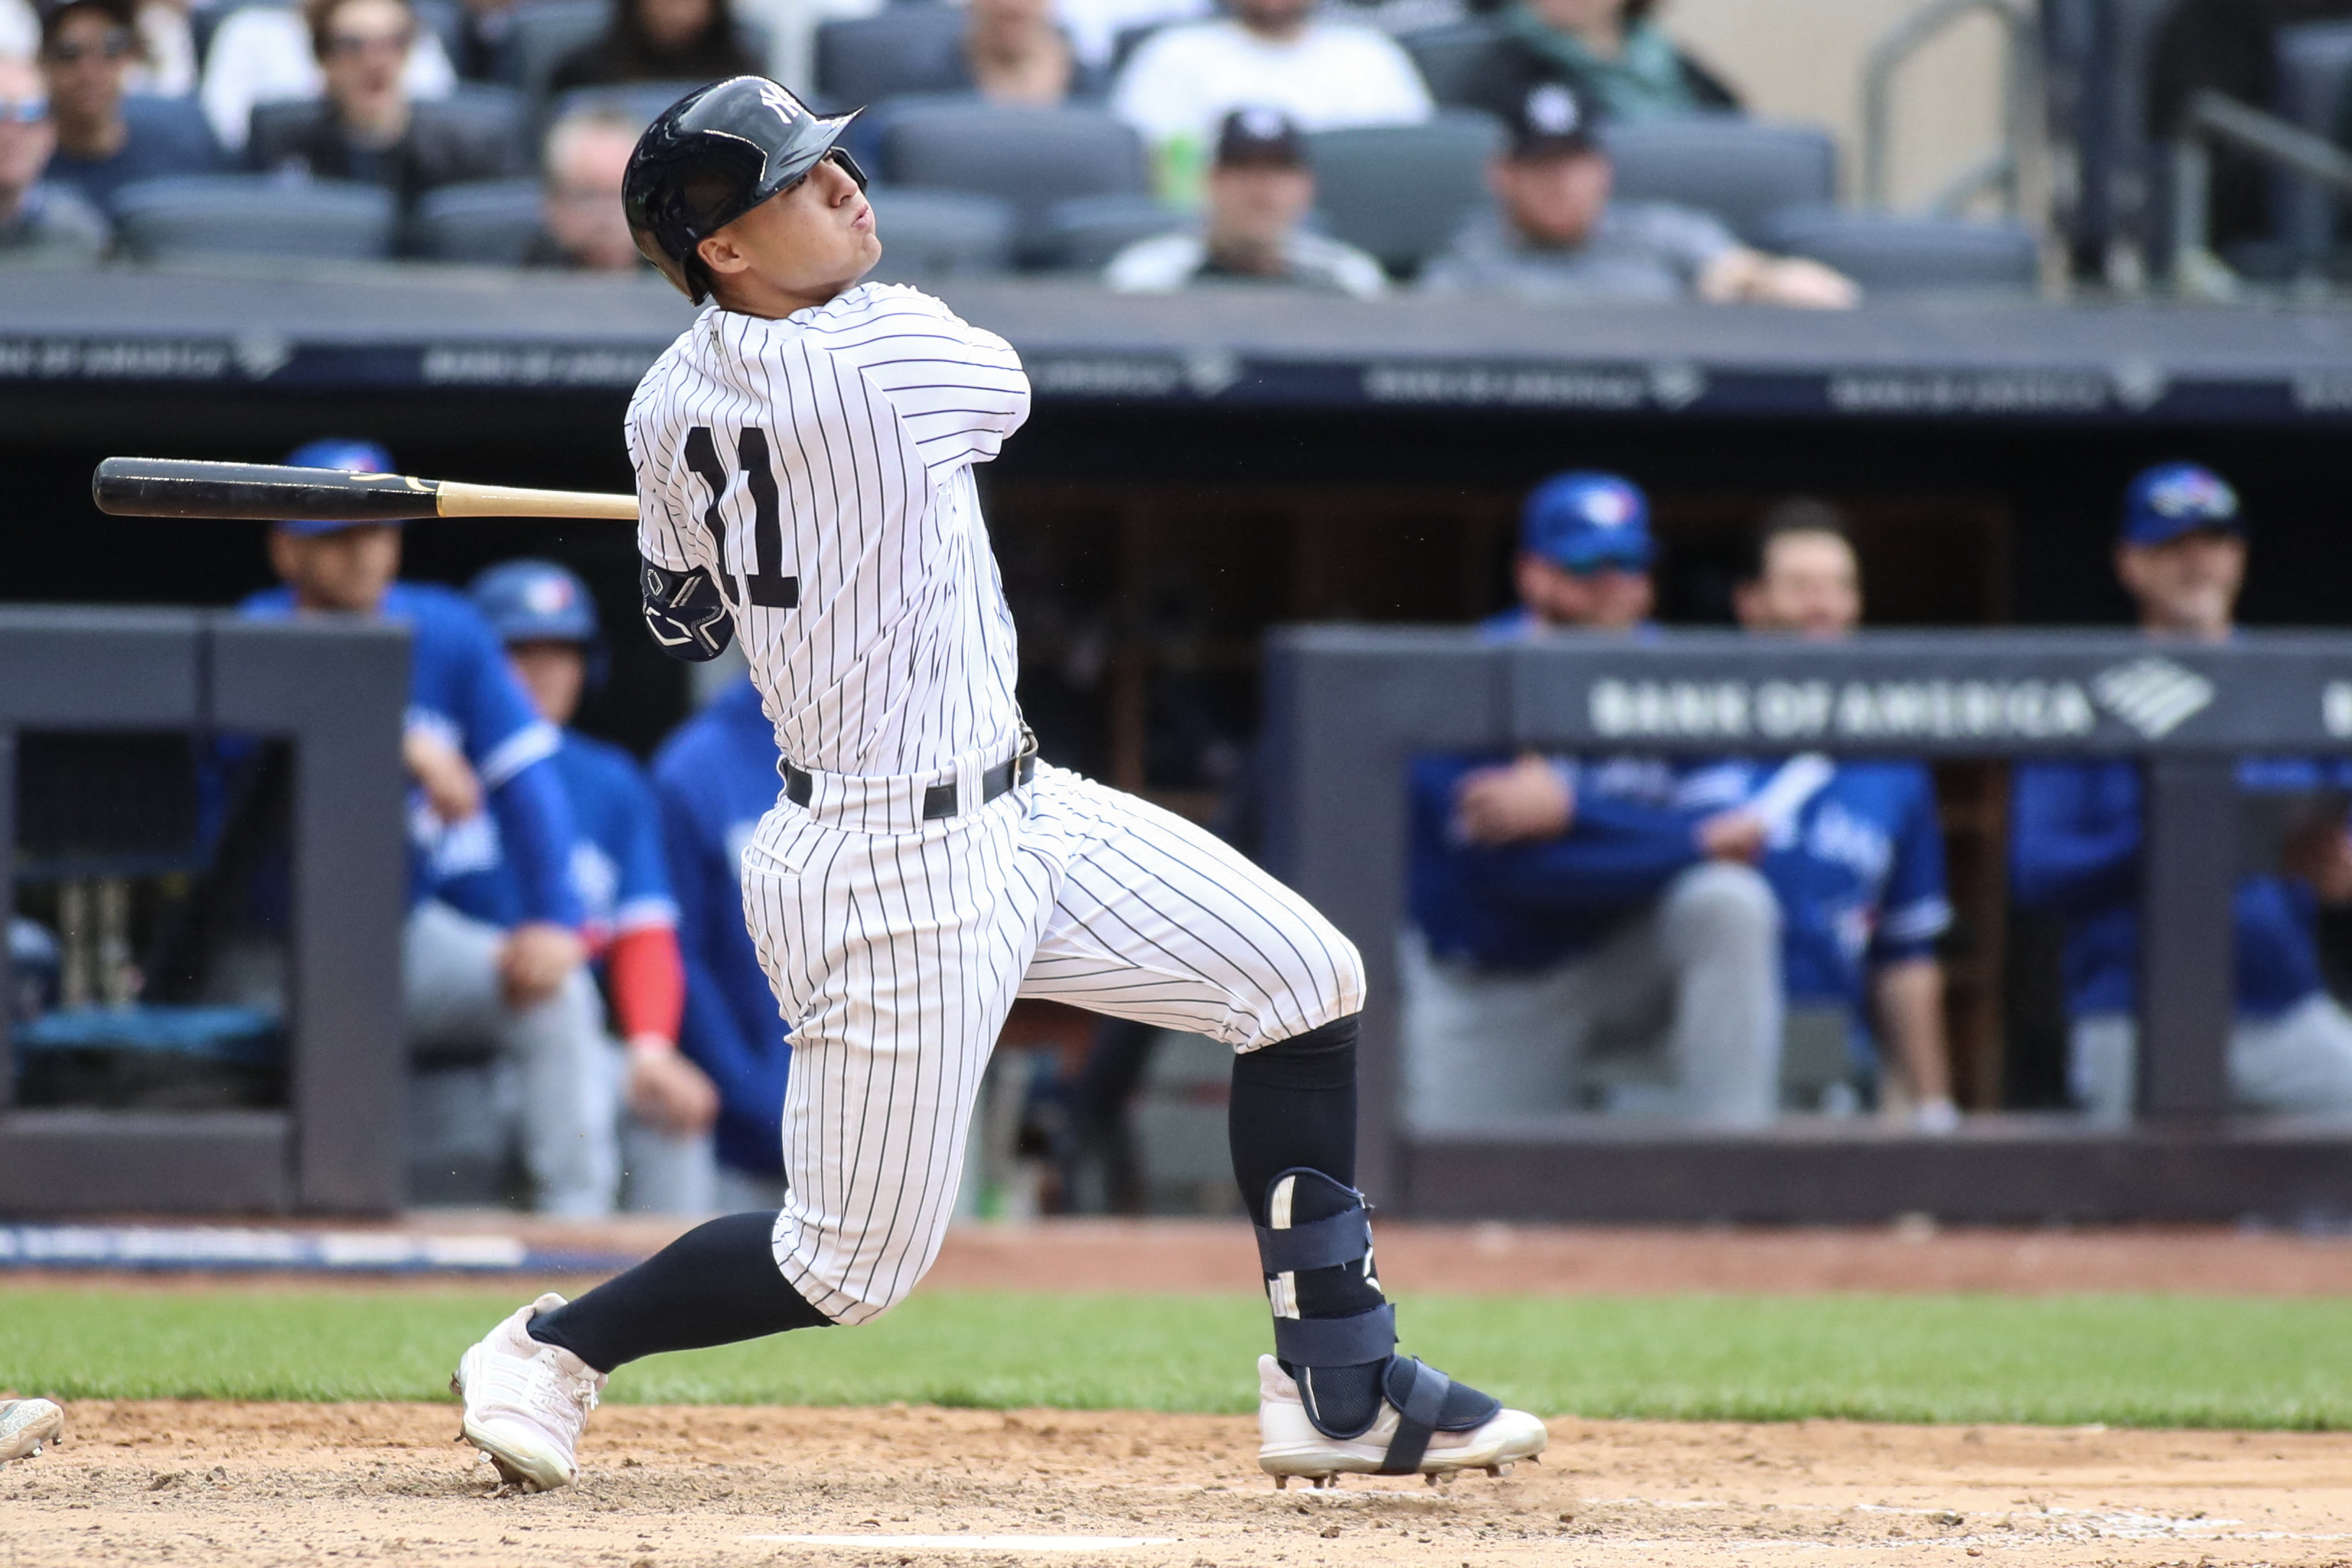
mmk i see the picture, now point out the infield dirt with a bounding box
[4,1399,2351,1567]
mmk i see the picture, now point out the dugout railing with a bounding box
[1262,628,2352,1223]
[0,608,407,1215]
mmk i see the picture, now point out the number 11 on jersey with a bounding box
[684,425,799,610]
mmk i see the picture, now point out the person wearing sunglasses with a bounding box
[0,51,109,266]
[37,0,218,213]
[244,0,515,219]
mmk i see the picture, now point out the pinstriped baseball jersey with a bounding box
[626,280,1364,1323]
[629,283,1029,776]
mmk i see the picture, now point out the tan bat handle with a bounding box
[436,482,640,521]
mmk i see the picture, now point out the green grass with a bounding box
[7,1288,2352,1430]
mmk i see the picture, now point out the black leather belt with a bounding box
[784,732,1037,820]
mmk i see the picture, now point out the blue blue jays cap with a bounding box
[470,558,601,645]
[2121,462,2242,547]
[279,438,399,535]
[1521,471,1653,572]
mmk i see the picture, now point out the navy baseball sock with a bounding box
[526,1210,831,1373]
[1229,1016,1384,1435]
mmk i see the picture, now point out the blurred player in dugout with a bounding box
[458,558,725,1211]
[1404,471,1785,1128]
[239,439,629,1215]
[650,672,795,1212]
[2012,462,2352,1125]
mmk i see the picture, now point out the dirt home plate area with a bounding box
[12,1222,2352,1567]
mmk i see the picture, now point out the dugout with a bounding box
[6,269,2352,1218]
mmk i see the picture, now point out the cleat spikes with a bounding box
[1274,1475,1289,1490]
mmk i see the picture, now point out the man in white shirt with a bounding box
[1107,107,1386,296]
[198,0,454,151]
[1111,0,1429,201]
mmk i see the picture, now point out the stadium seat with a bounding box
[879,101,1146,262]
[492,0,609,98]
[247,84,530,177]
[1757,208,2042,296]
[1606,118,1837,247]
[815,4,969,107]
[1039,192,1190,271]
[1399,19,1504,110]
[413,178,549,263]
[2271,21,2352,262]
[862,187,1017,279]
[112,174,397,261]
[1306,110,1499,276]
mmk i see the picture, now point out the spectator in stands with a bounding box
[1423,81,1857,307]
[461,560,721,1215]
[247,0,513,212]
[37,0,217,213]
[240,438,619,1214]
[1402,471,1785,1129]
[200,0,456,152]
[1,0,35,58]
[446,0,523,81]
[1110,0,1431,203]
[549,0,760,92]
[1456,0,1734,127]
[653,674,793,1210]
[2148,0,2352,260]
[122,0,193,97]
[958,0,1100,105]
[530,102,645,269]
[1106,107,1385,296]
[0,52,110,266]
[1730,501,1958,1131]
[2012,463,2352,1125]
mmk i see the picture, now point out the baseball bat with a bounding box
[91,458,639,523]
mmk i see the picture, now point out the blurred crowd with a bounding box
[0,0,2055,301]
[1402,460,2352,1140]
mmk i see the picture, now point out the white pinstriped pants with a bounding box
[740,760,1366,1323]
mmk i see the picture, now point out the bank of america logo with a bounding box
[2093,657,2215,738]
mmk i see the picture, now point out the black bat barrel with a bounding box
[92,458,443,521]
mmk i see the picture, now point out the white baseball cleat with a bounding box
[1255,1355,1547,1487]
[0,1399,64,1465]
[451,1293,606,1492]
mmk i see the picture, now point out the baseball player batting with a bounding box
[448,76,1545,1493]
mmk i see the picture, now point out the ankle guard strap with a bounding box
[1273,1303,1395,1368]
[1376,1358,1451,1475]
[1254,1205,1372,1275]
[1257,1169,1395,1373]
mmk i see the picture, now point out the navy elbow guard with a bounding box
[641,559,735,662]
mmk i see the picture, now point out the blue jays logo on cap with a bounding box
[471,558,601,647]
[2122,462,2242,546]
[1522,471,1653,572]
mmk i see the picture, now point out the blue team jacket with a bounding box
[653,678,792,1177]
[2010,757,2339,1019]
[238,583,578,926]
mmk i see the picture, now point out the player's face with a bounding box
[1737,530,1862,639]
[1578,565,1654,631]
[2116,528,2245,639]
[1206,162,1313,255]
[507,641,588,727]
[1526,0,1626,35]
[1516,554,1652,630]
[1229,0,1313,35]
[696,153,880,317]
[268,524,402,615]
[1490,149,1612,249]
[40,8,133,137]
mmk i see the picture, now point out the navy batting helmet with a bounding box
[622,76,866,304]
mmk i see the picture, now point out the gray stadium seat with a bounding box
[1400,19,1503,110]
[247,84,530,177]
[1040,192,1189,271]
[863,187,1017,279]
[112,174,397,261]
[2271,21,2352,262]
[495,0,608,99]
[543,81,706,135]
[879,102,1146,261]
[1306,110,1499,276]
[1605,118,1836,247]
[1758,208,2042,296]
[815,4,969,107]
[414,178,549,263]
